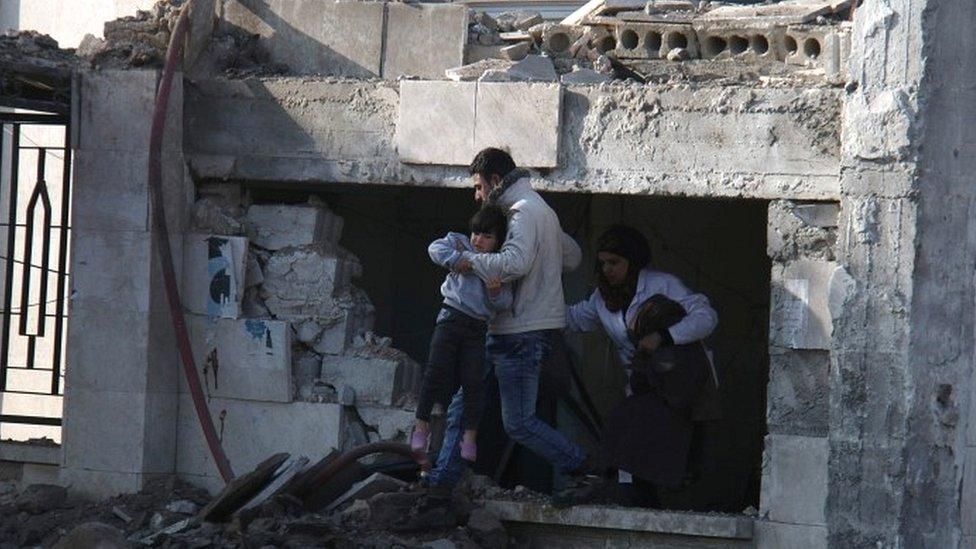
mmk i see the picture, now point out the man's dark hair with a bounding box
[469,148,516,181]
[469,204,508,247]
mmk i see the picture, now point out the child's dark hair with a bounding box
[469,205,508,248]
[469,148,516,182]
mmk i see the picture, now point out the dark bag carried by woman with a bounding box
[601,294,720,486]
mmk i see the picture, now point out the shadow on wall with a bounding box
[217,0,382,78]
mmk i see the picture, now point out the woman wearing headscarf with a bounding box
[565,224,720,506]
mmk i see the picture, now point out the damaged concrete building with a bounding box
[0,0,974,546]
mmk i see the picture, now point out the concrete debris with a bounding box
[339,385,357,406]
[16,484,68,514]
[84,0,183,69]
[500,41,532,61]
[514,13,545,31]
[561,67,612,84]
[51,522,128,549]
[192,197,244,235]
[667,47,691,61]
[0,30,80,70]
[446,58,514,81]
[166,499,201,515]
[480,55,558,82]
[466,508,508,549]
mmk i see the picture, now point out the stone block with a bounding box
[766,349,829,437]
[77,70,181,153]
[66,308,151,394]
[175,394,343,491]
[755,521,827,549]
[245,202,343,250]
[500,41,531,61]
[62,388,156,474]
[181,234,248,318]
[187,316,293,403]
[70,230,152,313]
[397,80,477,165]
[221,0,385,77]
[358,406,416,441]
[962,446,976,534]
[383,4,467,79]
[260,248,360,319]
[71,150,149,232]
[474,82,562,167]
[398,80,560,167]
[769,260,842,349]
[320,356,406,406]
[759,434,827,526]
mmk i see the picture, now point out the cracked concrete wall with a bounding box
[184,78,842,201]
[827,1,976,547]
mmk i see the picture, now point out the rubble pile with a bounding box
[189,186,421,449]
[457,0,853,84]
[0,30,80,70]
[0,469,516,548]
[77,0,184,69]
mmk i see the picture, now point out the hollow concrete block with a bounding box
[694,22,784,62]
[614,22,698,59]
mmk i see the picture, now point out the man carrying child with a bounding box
[401,148,597,529]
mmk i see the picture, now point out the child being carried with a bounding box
[412,205,512,463]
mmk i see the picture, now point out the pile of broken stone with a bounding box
[191,186,421,443]
[0,467,517,548]
[453,0,853,84]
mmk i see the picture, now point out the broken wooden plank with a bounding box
[198,453,290,522]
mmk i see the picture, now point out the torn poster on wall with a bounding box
[183,233,249,319]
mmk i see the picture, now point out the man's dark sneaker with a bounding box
[551,474,606,509]
[391,498,458,532]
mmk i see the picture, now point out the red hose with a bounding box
[294,442,427,500]
[147,1,235,483]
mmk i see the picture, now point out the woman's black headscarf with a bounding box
[596,225,651,312]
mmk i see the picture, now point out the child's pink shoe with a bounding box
[460,440,477,462]
[411,430,429,454]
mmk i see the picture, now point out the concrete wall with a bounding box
[0,1,156,48]
[60,70,190,498]
[823,1,976,547]
[184,78,842,201]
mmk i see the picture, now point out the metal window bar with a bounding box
[0,115,71,430]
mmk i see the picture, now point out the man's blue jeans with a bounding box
[428,330,586,492]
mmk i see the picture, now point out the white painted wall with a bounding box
[0,0,157,49]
